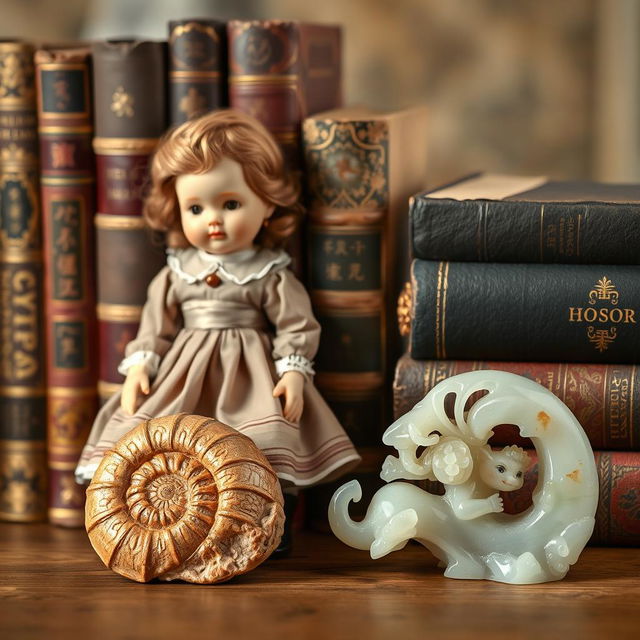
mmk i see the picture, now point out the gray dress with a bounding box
[75,247,361,487]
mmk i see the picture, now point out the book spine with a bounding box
[393,355,640,450]
[35,47,98,526]
[227,21,342,167]
[411,196,640,264]
[303,117,390,446]
[228,20,305,167]
[0,42,47,522]
[92,41,168,403]
[409,260,640,364]
[168,19,227,126]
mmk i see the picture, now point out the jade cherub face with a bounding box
[477,447,527,492]
[175,157,274,255]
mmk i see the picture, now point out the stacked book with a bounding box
[395,173,640,546]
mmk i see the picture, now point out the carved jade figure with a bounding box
[329,371,599,584]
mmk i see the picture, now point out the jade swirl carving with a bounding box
[329,371,599,584]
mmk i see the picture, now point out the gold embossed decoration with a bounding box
[85,413,284,583]
[397,281,412,337]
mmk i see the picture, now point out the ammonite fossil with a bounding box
[85,413,284,583]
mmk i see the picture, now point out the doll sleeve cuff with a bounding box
[274,354,315,378]
[117,351,161,377]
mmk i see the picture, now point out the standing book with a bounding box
[91,40,167,403]
[303,106,428,445]
[168,19,227,126]
[228,20,343,167]
[0,42,47,522]
[35,46,98,527]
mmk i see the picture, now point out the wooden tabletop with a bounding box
[1,523,639,640]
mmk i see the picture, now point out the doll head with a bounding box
[143,109,302,250]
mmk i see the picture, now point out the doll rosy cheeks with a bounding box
[175,157,274,256]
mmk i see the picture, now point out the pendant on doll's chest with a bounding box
[205,273,222,288]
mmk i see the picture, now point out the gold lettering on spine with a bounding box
[608,368,630,443]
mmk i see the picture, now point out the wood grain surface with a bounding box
[1,523,639,640]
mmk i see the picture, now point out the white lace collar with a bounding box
[166,246,291,285]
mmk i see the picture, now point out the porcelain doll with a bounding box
[75,110,361,549]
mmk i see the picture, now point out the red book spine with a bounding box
[91,41,168,402]
[35,47,99,526]
[500,450,640,547]
[394,355,640,450]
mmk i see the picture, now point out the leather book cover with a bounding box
[168,19,227,126]
[35,46,98,526]
[0,42,47,522]
[411,173,640,264]
[303,107,428,445]
[410,260,640,364]
[92,40,167,401]
[228,20,342,167]
[393,353,640,450]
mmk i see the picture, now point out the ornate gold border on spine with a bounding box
[0,385,46,397]
[170,70,221,79]
[0,511,45,522]
[96,303,142,323]
[93,137,158,155]
[48,507,84,520]
[0,249,43,264]
[42,176,94,186]
[309,209,385,225]
[95,213,147,230]
[38,125,93,134]
[315,372,385,390]
[48,461,82,471]
[0,440,46,451]
[229,75,298,85]
[311,290,383,310]
[48,386,97,398]
[273,131,298,144]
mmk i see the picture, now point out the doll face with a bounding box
[176,157,275,254]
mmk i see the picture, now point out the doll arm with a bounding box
[264,269,319,423]
[263,269,320,379]
[117,266,182,379]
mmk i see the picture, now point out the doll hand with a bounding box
[273,370,305,423]
[121,364,150,415]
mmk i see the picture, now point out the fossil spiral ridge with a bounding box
[85,413,285,583]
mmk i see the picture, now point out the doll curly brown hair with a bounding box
[143,109,303,249]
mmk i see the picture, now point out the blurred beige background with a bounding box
[1,0,637,187]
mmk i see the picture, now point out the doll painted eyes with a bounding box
[186,200,241,215]
[496,465,506,473]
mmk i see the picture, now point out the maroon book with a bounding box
[228,20,342,167]
[35,46,98,527]
[394,354,640,451]
[91,40,167,403]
